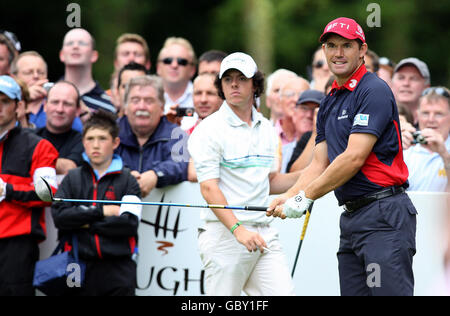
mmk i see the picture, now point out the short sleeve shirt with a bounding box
[316,65,409,205]
[188,102,279,224]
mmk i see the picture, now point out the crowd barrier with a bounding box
[39,182,449,296]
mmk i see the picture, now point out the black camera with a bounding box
[176,107,195,117]
[412,131,427,145]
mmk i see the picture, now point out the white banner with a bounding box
[40,183,449,296]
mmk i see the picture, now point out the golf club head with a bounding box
[34,177,54,202]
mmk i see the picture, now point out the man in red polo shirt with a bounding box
[267,17,417,296]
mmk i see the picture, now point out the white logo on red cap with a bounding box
[327,22,351,32]
[356,25,365,40]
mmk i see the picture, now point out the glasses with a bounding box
[313,60,325,69]
[160,57,192,67]
[421,86,450,98]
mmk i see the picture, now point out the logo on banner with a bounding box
[140,193,188,255]
[137,193,204,295]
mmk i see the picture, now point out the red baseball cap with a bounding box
[319,17,366,43]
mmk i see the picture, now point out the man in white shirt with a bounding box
[188,52,299,296]
[403,86,450,192]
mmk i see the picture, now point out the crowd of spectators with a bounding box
[0,25,448,296]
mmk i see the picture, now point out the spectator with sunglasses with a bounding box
[309,46,332,93]
[156,37,197,131]
[403,86,450,192]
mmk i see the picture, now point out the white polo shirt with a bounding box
[188,101,279,224]
[404,136,450,192]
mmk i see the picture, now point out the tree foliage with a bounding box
[2,0,449,91]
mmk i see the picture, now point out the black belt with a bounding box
[343,186,405,213]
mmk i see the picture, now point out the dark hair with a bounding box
[117,62,148,89]
[199,50,227,63]
[365,49,380,72]
[0,34,16,65]
[82,110,119,139]
[397,104,414,125]
[214,70,265,108]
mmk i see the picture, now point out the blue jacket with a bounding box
[116,116,189,188]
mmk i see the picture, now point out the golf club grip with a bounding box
[245,206,268,212]
[300,211,311,240]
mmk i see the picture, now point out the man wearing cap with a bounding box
[286,89,325,173]
[0,76,58,295]
[188,52,299,296]
[267,18,417,296]
[392,57,431,124]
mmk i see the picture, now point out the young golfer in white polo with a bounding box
[188,52,299,296]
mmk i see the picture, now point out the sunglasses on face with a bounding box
[160,57,191,67]
[422,86,450,98]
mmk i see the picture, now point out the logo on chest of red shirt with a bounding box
[105,185,116,200]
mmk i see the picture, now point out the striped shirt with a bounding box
[82,82,116,113]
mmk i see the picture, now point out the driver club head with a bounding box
[34,177,55,202]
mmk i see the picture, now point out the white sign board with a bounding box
[40,183,449,296]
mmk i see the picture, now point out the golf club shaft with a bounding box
[291,206,313,277]
[52,197,268,212]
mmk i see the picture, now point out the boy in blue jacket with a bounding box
[52,110,142,296]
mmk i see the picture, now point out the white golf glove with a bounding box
[284,191,314,218]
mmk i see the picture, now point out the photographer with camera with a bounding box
[403,86,450,192]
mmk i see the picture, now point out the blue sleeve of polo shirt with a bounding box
[315,105,326,144]
[350,80,394,138]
